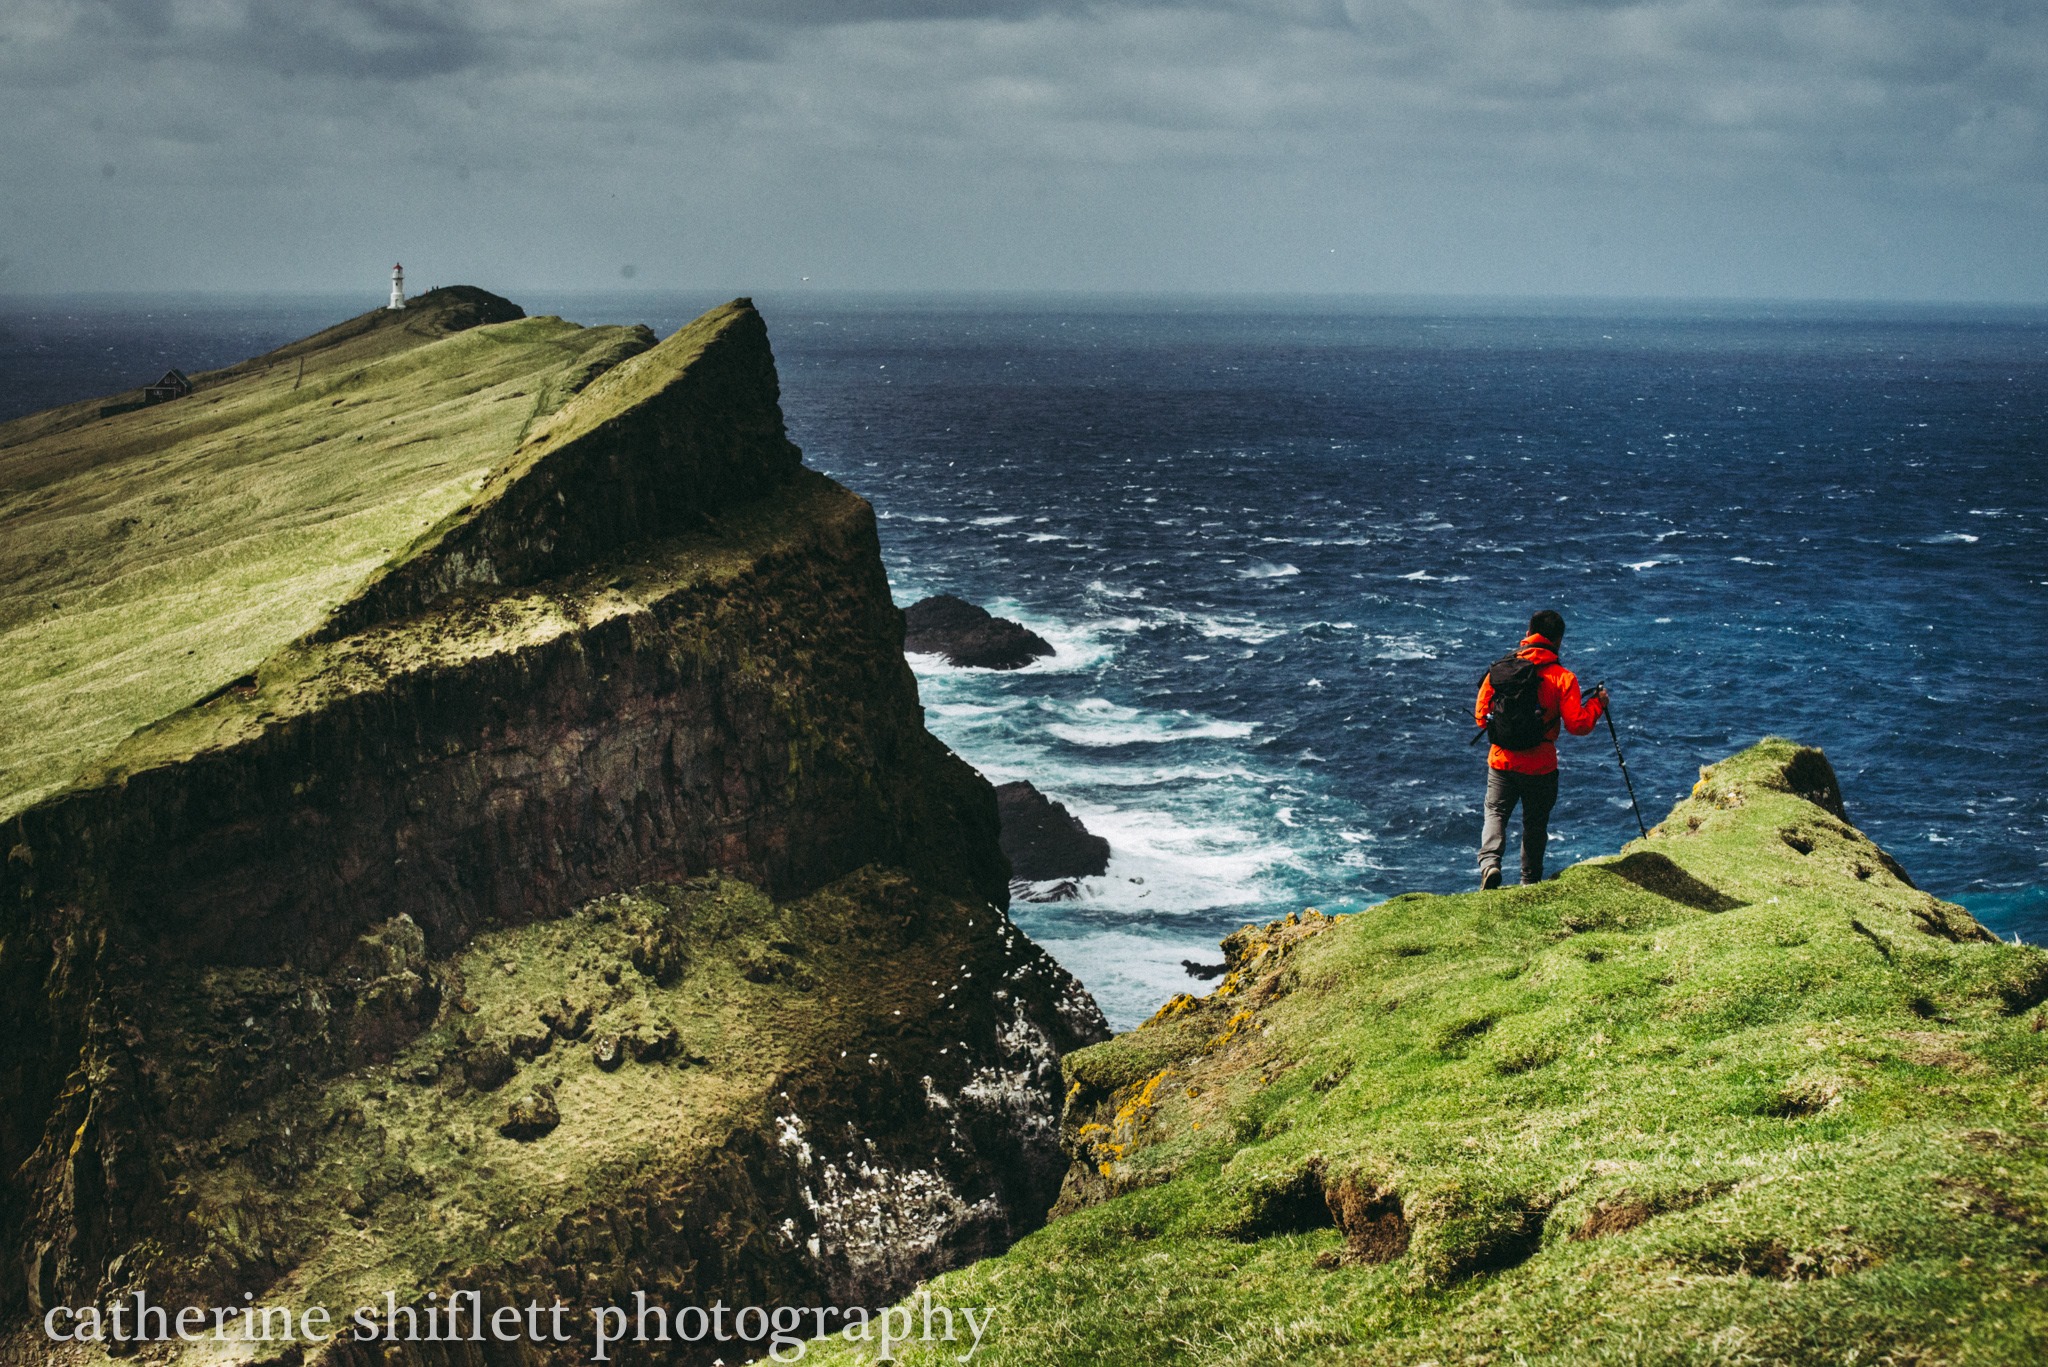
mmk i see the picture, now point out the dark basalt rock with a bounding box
[904,595,1055,670]
[998,781,1111,882]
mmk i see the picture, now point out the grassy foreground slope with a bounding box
[812,741,2048,1365]
[0,288,653,820]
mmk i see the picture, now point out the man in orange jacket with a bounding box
[1474,609,1607,890]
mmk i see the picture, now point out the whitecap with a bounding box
[926,698,1027,722]
[1044,696,1256,747]
[1011,928,1236,1030]
[1237,561,1301,580]
[972,515,1021,526]
[1025,533,1066,542]
[1729,556,1777,566]
[1922,532,1980,544]
[1624,559,1667,571]
[1372,636,1438,661]
[1194,614,1285,645]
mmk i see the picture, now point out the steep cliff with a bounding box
[810,741,2048,1364]
[0,296,1106,1366]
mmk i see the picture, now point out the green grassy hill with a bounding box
[809,740,2048,1365]
[0,288,653,821]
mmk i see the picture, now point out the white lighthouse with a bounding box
[388,263,405,310]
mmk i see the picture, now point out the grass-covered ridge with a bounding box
[0,288,654,821]
[810,740,2048,1365]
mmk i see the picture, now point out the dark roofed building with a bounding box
[144,370,192,405]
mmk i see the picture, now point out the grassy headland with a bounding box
[809,740,2048,1365]
[0,288,653,821]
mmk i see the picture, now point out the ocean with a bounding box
[5,292,2044,1028]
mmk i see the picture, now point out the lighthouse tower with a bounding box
[388,263,405,310]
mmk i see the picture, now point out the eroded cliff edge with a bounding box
[0,297,1108,1366]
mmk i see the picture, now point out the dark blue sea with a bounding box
[6,293,2045,1027]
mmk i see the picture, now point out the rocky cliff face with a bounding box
[0,298,1106,1365]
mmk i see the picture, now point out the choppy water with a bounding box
[6,293,2045,1028]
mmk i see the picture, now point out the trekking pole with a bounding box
[1596,685,1649,839]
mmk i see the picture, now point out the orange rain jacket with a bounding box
[1473,634,1607,775]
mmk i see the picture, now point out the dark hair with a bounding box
[1528,609,1566,642]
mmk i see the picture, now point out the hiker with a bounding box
[1474,609,1607,889]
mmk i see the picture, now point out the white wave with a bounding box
[1083,579,1147,600]
[1237,561,1301,579]
[1922,532,1980,544]
[1371,635,1438,661]
[925,698,1028,723]
[1025,533,1066,542]
[972,515,1022,526]
[1193,613,1285,645]
[1399,570,1438,581]
[1017,928,1237,1031]
[1729,556,1778,566]
[1064,803,1300,912]
[1624,559,1671,571]
[1043,697,1254,747]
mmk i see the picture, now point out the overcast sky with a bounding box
[3,0,2045,300]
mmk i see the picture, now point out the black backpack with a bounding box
[1482,655,1551,750]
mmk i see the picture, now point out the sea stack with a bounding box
[904,593,1055,669]
[997,781,1111,887]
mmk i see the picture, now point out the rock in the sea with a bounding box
[904,594,1054,669]
[997,781,1111,881]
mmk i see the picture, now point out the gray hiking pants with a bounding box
[1478,767,1559,885]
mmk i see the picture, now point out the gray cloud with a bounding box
[2,0,2044,297]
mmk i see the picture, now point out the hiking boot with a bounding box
[1480,867,1503,892]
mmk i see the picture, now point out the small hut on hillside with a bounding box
[143,370,192,405]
